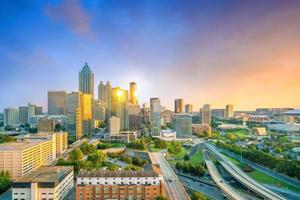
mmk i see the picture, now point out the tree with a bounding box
[167,141,182,154]
[80,142,96,155]
[155,196,168,200]
[69,148,84,162]
[191,192,206,200]
[0,171,11,194]
[154,139,167,149]
[193,165,205,177]
[175,162,183,171]
[184,154,190,161]
[0,135,16,144]
[87,150,107,168]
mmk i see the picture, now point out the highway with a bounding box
[205,142,286,200]
[150,152,190,200]
[203,150,247,200]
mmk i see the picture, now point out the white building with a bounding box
[12,166,74,200]
[109,116,120,135]
[4,107,19,126]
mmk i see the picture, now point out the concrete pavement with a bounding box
[150,152,190,200]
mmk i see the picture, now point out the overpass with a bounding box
[205,142,286,200]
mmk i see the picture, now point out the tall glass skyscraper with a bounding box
[79,62,94,96]
[150,98,161,136]
[98,81,112,121]
[111,87,129,130]
[172,114,192,138]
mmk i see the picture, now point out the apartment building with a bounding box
[12,166,74,200]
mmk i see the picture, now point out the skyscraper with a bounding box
[111,87,129,130]
[174,99,184,113]
[225,104,234,118]
[4,107,19,126]
[98,81,112,121]
[201,104,211,125]
[79,62,94,96]
[129,82,138,105]
[48,91,66,115]
[19,106,28,124]
[172,114,192,138]
[185,104,193,113]
[150,98,161,136]
[66,92,93,139]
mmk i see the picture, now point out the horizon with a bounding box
[1,0,300,111]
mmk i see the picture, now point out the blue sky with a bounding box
[1,0,300,111]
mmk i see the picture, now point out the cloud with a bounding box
[45,0,92,36]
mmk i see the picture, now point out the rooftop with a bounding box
[0,141,43,151]
[14,166,73,184]
[78,169,160,178]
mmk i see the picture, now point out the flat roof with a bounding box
[78,169,160,178]
[14,166,73,184]
[0,141,43,151]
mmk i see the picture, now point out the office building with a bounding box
[185,104,193,113]
[76,167,163,200]
[48,91,67,115]
[79,62,94,96]
[129,114,144,130]
[66,92,93,139]
[4,107,19,126]
[0,140,56,179]
[102,131,137,143]
[29,115,66,128]
[174,99,184,113]
[98,81,112,121]
[94,100,106,122]
[211,109,225,118]
[27,103,36,120]
[150,98,161,136]
[12,166,74,200]
[35,106,43,115]
[109,116,120,135]
[129,82,138,105]
[37,117,55,132]
[19,106,28,124]
[225,104,234,118]
[172,114,192,138]
[200,104,211,125]
[111,87,129,130]
[161,109,174,125]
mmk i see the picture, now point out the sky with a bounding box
[1,0,300,111]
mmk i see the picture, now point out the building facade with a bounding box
[174,99,184,113]
[48,91,67,115]
[4,107,19,126]
[150,98,161,137]
[129,82,138,105]
[76,169,163,200]
[98,81,112,122]
[111,87,129,130]
[12,166,74,200]
[225,104,234,118]
[211,109,225,118]
[109,116,120,135]
[37,117,55,132]
[79,62,94,96]
[201,104,211,125]
[172,114,192,138]
[185,104,193,113]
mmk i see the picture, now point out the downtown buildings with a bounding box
[150,98,162,137]
[174,99,184,113]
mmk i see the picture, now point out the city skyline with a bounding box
[1,0,300,111]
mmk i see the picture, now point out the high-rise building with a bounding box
[201,104,211,125]
[35,106,43,115]
[172,114,192,138]
[19,106,28,124]
[225,104,234,118]
[76,167,163,200]
[161,109,174,125]
[12,166,74,200]
[79,62,94,96]
[174,99,184,113]
[150,98,161,136]
[98,81,112,121]
[4,107,19,126]
[66,92,93,139]
[48,91,66,115]
[93,100,106,122]
[111,87,129,130]
[185,104,193,113]
[211,109,225,118]
[109,116,120,135]
[129,82,138,105]
[0,140,56,179]
[37,117,55,132]
[27,103,36,120]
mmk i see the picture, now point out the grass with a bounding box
[169,147,190,166]
[148,143,163,152]
[225,129,250,138]
[222,152,300,193]
[189,148,204,166]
